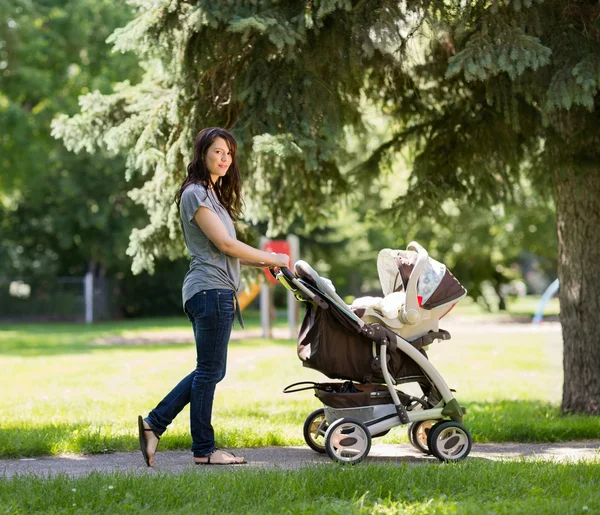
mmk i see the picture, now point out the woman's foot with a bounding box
[194,449,246,465]
[137,415,160,467]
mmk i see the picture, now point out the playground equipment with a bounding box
[532,278,559,324]
[238,282,261,311]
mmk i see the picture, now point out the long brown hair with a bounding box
[175,127,242,220]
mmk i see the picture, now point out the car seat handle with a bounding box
[401,241,428,324]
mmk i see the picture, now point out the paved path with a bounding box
[2,441,599,478]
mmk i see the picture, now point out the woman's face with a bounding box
[205,136,232,182]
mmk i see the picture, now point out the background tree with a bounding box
[52,0,598,414]
[300,175,557,311]
[0,0,192,319]
[0,0,142,280]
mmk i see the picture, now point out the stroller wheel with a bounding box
[303,408,328,454]
[324,418,371,465]
[428,420,472,462]
[407,420,435,455]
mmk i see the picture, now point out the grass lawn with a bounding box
[1,461,600,514]
[451,295,560,319]
[1,304,599,515]
[1,303,597,458]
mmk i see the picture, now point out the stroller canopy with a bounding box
[377,249,466,310]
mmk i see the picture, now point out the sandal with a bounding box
[194,449,247,465]
[138,415,160,467]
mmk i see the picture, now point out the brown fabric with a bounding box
[394,252,466,309]
[423,268,466,308]
[314,383,409,408]
[298,301,424,383]
[396,251,417,290]
[351,306,366,318]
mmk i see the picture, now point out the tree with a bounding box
[0,0,141,279]
[367,2,600,415]
[52,1,600,414]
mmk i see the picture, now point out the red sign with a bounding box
[262,240,291,284]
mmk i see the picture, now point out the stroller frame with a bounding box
[274,241,472,464]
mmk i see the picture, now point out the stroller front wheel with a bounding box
[324,418,372,465]
[303,408,328,453]
[427,420,472,462]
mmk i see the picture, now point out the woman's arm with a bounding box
[239,259,270,267]
[194,207,289,268]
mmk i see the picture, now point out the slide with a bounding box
[238,281,262,311]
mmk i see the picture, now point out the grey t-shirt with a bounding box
[180,183,241,319]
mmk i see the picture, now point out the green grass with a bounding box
[1,305,598,459]
[1,308,599,515]
[1,461,600,514]
[452,295,560,319]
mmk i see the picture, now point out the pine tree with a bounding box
[52,0,600,414]
[52,0,411,272]
[366,0,600,415]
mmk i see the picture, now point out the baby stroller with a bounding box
[274,241,473,464]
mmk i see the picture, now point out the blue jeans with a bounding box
[145,289,235,457]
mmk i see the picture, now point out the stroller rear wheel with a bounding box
[324,418,372,465]
[427,420,472,462]
[407,420,435,455]
[303,408,328,454]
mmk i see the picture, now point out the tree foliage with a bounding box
[0,0,141,278]
[52,0,421,273]
[51,0,600,413]
[366,0,599,223]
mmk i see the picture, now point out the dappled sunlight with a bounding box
[1,320,598,459]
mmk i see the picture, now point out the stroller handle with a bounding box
[402,241,429,324]
[268,266,295,282]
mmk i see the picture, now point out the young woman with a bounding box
[138,127,289,466]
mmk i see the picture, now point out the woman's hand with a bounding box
[271,253,290,268]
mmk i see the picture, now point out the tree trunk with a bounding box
[555,168,600,414]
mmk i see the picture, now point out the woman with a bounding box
[138,127,289,466]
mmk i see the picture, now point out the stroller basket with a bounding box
[283,381,410,409]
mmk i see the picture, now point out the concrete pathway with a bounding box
[2,441,599,478]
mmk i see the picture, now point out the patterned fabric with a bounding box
[417,257,446,304]
[378,247,466,310]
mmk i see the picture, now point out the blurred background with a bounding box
[0,1,558,323]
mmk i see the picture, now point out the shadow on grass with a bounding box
[0,424,132,458]
[2,400,599,459]
[504,314,560,324]
[0,317,191,334]
[0,318,191,357]
[0,335,198,357]
[464,399,600,442]
[0,337,295,357]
